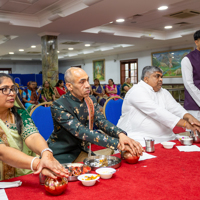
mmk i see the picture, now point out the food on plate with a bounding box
[82,165,91,174]
[68,166,82,176]
[123,152,140,164]
[44,177,68,196]
[93,158,108,167]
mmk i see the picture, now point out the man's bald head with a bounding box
[64,67,90,100]
[64,67,86,83]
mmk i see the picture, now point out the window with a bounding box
[120,59,138,84]
[0,68,12,74]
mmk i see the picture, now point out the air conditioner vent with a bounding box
[61,41,81,45]
[166,9,200,19]
[27,52,40,54]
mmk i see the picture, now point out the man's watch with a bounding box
[41,148,53,157]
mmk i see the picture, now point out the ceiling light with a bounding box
[9,52,14,54]
[172,57,174,58]
[31,45,36,48]
[109,21,113,23]
[164,25,172,29]
[68,48,74,50]
[57,51,60,53]
[85,44,91,47]
[158,6,168,10]
[116,19,125,22]
[171,52,174,54]
[19,49,24,51]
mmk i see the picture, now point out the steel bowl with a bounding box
[181,138,193,146]
[83,155,121,170]
[191,131,200,143]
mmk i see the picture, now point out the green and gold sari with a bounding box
[0,97,38,180]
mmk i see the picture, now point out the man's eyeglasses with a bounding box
[0,86,19,95]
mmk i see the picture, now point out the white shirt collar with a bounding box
[139,80,155,92]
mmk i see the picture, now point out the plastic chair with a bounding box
[14,77,21,85]
[30,102,54,140]
[103,96,123,125]
[117,85,121,95]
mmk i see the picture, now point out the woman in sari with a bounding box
[22,81,39,111]
[54,80,67,100]
[105,79,120,98]
[41,80,55,102]
[121,77,133,98]
[92,78,108,106]
[0,73,68,180]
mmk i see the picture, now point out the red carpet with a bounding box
[4,141,200,200]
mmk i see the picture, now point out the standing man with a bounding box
[181,30,200,120]
[48,67,144,163]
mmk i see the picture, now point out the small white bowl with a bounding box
[95,168,116,179]
[161,142,176,149]
[77,174,100,186]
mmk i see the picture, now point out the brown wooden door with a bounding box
[120,59,138,85]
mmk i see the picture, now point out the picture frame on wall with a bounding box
[93,59,105,81]
[151,47,193,78]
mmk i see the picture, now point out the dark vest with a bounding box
[184,49,200,110]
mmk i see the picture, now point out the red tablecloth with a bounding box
[4,141,200,200]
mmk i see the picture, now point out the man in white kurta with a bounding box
[117,66,200,146]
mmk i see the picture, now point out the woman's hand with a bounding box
[34,151,69,178]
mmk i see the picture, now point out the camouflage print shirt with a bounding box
[47,92,126,163]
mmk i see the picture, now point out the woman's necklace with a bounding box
[4,110,13,124]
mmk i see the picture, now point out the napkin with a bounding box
[0,181,22,189]
[0,189,8,200]
[139,152,157,161]
[176,145,200,152]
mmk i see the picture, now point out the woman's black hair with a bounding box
[55,80,64,87]
[0,73,22,135]
[94,78,100,85]
[109,78,114,85]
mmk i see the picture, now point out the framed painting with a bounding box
[93,59,105,81]
[151,47,193,78]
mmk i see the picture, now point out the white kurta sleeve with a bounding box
[163,89,188,119]
[181,56,200,107]
[129,87,181,130]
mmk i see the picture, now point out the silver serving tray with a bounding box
[62,163,91,182]
[83,155,121,170]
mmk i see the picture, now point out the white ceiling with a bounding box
[0,0,199,61]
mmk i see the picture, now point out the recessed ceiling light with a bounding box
[68,48,74,50]
[116,19,125,22]
[57,51,60,53]
[109,21,113,23]
[31,45,36,48]
[9,52,14,54]
[85,44,91,47]
[158,6,168,10]
[19,49,24,51]
[164,25,172,29]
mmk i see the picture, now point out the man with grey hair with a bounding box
[117,66,200,146]
[48,67,144,163]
